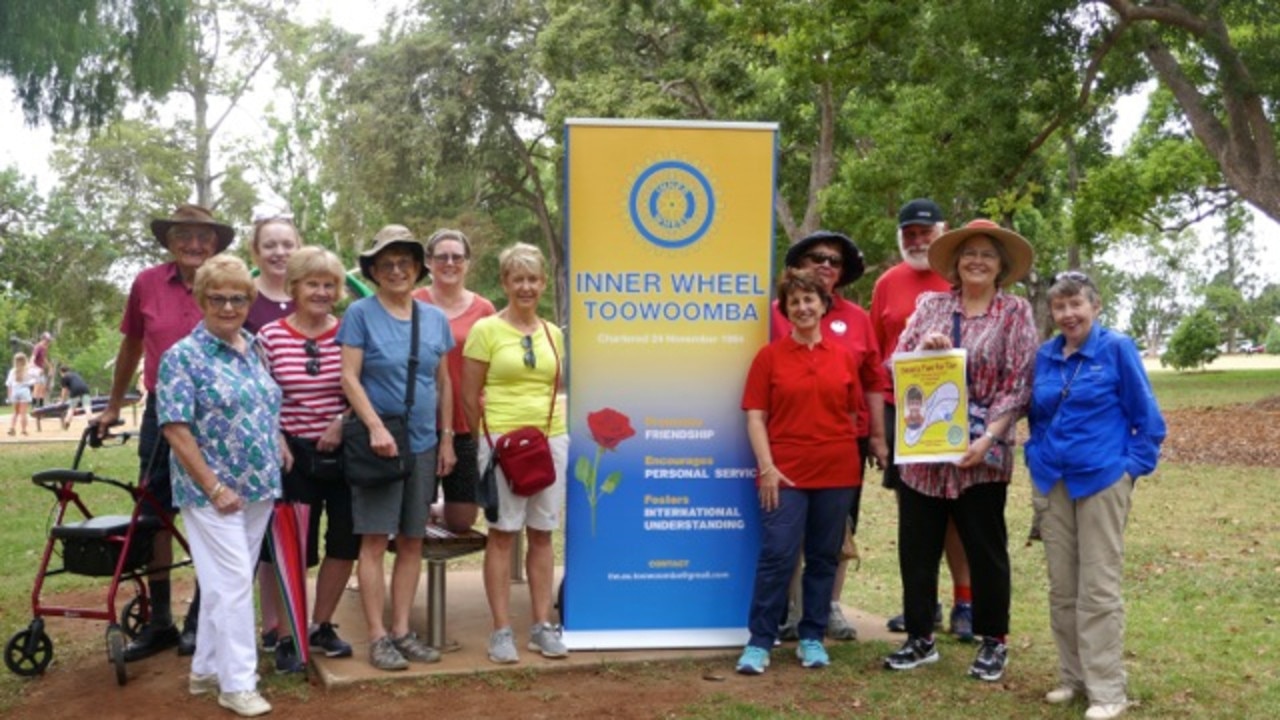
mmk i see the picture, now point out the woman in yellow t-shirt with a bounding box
[462,242,568,666]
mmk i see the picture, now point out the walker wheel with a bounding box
[4,627,53,677]
[106,624,127,686]
[120,596,148,639]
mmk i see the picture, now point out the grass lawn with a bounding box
[1,370,1278,717]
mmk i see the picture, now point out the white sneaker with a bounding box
[188,672,218,696]
[1044,686,1078,704]
[218,690,272,717]
[1085,702,1128,720]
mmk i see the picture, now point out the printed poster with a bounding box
[562,118,777,649]
[892,349,969,464]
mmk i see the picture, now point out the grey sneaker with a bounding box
[188,671,219,696]
[391,631,441,663]
[488,627,519,664]
[827,602,857,641]
[528,622,569,658]
[369,635,409,671]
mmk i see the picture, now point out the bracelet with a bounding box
[758,465,775,477]
[441,429,456,436]
[209,482,226,501]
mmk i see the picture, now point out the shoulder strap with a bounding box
[405,301,419,411]
[540,320,560,434]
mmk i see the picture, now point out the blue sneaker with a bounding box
[950,602,975,642]
[796,638,830,669]
[735,645,770,675]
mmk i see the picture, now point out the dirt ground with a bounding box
[5,397,1277,720]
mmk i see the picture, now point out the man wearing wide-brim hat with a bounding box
[770,230,890,644]
[95,203,235,661]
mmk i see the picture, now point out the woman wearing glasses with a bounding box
[413,229,496,532]
[461,242,569,665]
[257,247,357,667]
[338,225,456,671]
[243,212,306,672]
[156,255,281,716]
[1026,272,1165,720]
[884,219,1038,683]
[768,230,889,645]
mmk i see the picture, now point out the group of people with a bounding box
[6,333,99,435]
[92,205,569,717]
[737,199,1166,720]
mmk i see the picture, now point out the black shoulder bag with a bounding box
[342,302,419,487]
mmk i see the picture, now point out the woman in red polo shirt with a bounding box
[736,268,879,675]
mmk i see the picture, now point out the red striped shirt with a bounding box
[257,318,347,440]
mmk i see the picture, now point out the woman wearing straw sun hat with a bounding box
[338,224,456,671]
[883,219,1039,684]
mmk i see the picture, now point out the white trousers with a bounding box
[182,499,273,692]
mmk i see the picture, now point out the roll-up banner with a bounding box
[562,119,777,649]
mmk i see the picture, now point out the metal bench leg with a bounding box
[425,559,447,649]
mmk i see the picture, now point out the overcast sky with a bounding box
[1,3,1276,285]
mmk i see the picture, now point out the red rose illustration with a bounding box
[587,408,636,451]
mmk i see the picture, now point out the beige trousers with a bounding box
[1034,477,1132,705]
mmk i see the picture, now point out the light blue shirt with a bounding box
[336,297,453,453]
[1025,324,1166,499]
[157,322,283,508]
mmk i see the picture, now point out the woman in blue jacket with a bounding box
[1025,271,1166,720]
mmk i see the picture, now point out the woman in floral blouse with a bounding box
[157,255,282,717]
[882,219,1038,685]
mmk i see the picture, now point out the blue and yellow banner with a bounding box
[562,119,777,649]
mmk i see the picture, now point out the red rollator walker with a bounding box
[4,423,192,686]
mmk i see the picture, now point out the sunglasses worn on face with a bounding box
[206,294,250,309]
[431,253,467,265]
[521,334,536,369]
[804,252,843,268]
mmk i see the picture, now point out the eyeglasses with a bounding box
[803,252,843,268]
[206,294,250,309]
[1053,270,1095,286]
[520,334,536,369]
[304,338,321,376]
[959,248,1001,261]
[375,258,417,274]
[430,253,467,265]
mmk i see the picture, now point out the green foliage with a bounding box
[1266,324,1280,355]
[1162,307,1221,371]
[0,0,191,128]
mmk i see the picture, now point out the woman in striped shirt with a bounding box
[258,247,356,663]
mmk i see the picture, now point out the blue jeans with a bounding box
[746,486,854,648]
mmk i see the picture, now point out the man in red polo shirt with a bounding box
[871,198,974,640]
[96,204,234,660]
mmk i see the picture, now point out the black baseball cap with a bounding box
[898,198,945,228]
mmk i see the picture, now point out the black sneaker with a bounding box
[886,603,943,633]
[883,635,940,671]
[123,623,180,662]
[274,636,306,674]
[177,624,197,657]
[309,622,353,659]
[969,637,1008,682]
[260,627,279,652]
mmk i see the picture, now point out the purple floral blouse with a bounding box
[894,289,1038,498]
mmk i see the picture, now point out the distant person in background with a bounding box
[31,331,51,407]
[58,365,93,430]
[96,203,233,661]
[413,228,496,532]
[6,352,36,436]
[870,198,973,640]
[1026,271,1166,720]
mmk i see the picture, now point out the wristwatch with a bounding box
[983,430,997,442]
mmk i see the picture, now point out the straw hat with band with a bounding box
[359,224,428,284]
[783,230,866,288]
[928,219,1033,288]
[150,204,235,253]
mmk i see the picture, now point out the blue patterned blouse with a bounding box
[157,322,283,508]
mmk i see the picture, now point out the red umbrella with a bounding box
[268,501,311,665]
